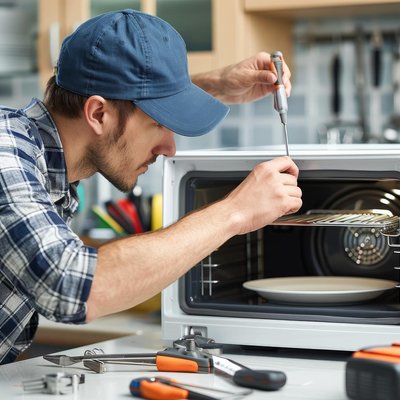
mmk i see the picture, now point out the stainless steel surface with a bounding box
[283,123,289,156]
[274,209,400,233]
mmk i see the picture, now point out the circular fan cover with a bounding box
[307,187,400,277]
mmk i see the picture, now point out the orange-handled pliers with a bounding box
[129,376,239,400]
[44,348,211,373]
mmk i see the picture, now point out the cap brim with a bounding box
[134,83,229,137]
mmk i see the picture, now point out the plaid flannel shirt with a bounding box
[0,98,97,364]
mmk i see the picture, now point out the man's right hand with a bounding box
[223,156,302,235]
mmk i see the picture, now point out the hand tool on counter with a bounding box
[43,334,286,391]
[129,376,250,400]
[44,347,211,372]
[173,335,286,391]
[346,342,400,400]
[271,51,289,156]
[22,372,85,395]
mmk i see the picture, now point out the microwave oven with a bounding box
[161,144,400,351]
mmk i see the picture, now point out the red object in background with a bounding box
[117,198,144,234]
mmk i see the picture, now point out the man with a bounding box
[0,9,302,364]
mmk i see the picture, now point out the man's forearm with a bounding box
[85,198,239,321]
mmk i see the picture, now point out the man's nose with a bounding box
[161,130,176,157]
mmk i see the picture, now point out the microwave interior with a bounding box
[179,170,400,324]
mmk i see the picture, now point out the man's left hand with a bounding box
[192,52,292,104]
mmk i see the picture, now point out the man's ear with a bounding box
[83,95,109,136]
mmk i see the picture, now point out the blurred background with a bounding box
[3,1,400,211]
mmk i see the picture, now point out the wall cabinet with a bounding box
[38,0,89,89]
[38,0,400,89]
[37,0,293,87]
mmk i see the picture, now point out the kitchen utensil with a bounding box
[318,42,363,144]
[355,28,369,142]
[243,276,398,305]
[369,30,383,141]
[383,30,400,143]
[271,51,289,156]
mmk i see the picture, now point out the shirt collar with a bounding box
[23,98,78,209]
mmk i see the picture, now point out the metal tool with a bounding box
[43,334,286,391]
[44,347,211,373]
[130,376,249,400]
[22,372,84,395]
[272,51,289,156]
[174,335,286,391]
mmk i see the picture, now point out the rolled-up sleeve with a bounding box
[0,138,97,323]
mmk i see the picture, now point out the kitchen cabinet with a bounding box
[38,0,400,87]
[38,0,89,89]
[37,0,293,85]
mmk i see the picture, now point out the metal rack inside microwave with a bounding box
[199,210,400,298]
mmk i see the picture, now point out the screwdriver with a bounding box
[211,354,286,391]
[271,51,290,156]
[130,376,219,400]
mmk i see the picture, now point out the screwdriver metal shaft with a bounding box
[272,51,289,156]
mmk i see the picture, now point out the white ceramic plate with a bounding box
[243,276,398,305]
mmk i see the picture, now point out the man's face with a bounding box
[87,107,176,192]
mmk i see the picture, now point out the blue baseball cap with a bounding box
[56,9,229,136]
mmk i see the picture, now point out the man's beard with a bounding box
[86,126,135,193]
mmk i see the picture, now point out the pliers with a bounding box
[43,335,286,391]
[43,348,211,373]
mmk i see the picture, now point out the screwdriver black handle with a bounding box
[233,369,287,391]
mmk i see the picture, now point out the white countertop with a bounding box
[34,311,161,347]
[0,330,350,399]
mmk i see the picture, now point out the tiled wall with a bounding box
[176,14,400,151]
